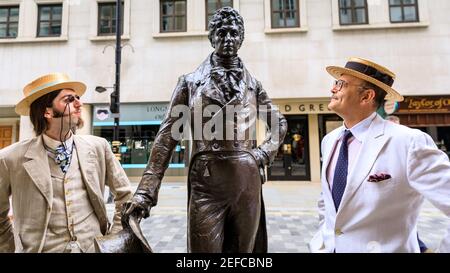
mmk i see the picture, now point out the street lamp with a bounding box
[95,85,120,161]
[95,0,123,162]
[112,0,122,161]
[95,86,108,93]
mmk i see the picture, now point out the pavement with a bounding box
[107,181,449,253]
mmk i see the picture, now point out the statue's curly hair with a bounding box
[208,7,245,48]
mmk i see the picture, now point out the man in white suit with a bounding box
[309,57,450,253]
[0,73,132,252]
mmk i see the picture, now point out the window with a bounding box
[271,0,300,28]
[37,4,62,37]
[389,0,419,23]
[160,0,187,33]
[205,0,233,29]
[0,6,19,38]
[339,0,368,25]
[98,2,124,35]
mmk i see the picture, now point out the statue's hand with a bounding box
[252,147,268,167]
[121,194,151,229]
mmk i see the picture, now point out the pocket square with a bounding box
[368,173,391,182]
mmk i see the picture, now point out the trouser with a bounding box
[188,151,262,253]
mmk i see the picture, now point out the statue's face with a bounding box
[212,23,242,58]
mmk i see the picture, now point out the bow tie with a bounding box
[210,66,243,82]
[55,144,73,173]
[210,66,244,101]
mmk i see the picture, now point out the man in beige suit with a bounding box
[0,73,132,253]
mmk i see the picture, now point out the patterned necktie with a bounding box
[332,130,353,211]
[55,144,72,173]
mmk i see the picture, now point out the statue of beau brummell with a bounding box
[121,7,287,253]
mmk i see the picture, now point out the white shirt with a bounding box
[326,112,377,189]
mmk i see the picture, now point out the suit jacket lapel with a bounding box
[322,128,343,191]
[73,136,104,203]
[73,136,109,233]
[337,115,390,215]
[23,136,53,206]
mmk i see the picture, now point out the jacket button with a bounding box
[335,229,343,236]
[234,142,239,148]
[213,143,219,149]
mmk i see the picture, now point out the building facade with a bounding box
[0,0,449,182]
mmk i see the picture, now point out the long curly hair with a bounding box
[207,7,245,48]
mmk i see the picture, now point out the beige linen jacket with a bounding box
[0,134,132,252]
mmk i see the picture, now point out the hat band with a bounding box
[28,79,66,95]
[345,61,394,87]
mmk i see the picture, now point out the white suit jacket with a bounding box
[310,114,450,253]
[0,135,132,252]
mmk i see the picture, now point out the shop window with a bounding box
[389,0,419,23]
[98,1,124,35]
[205,0,233,29]
[270,0,300,28]
[160,0,187,33]
[93,124,188,168]
[0,6,19,38]
[37,4,62,37]
[338,0,368,25]
[268,115,310,181]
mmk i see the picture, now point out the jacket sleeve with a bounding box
[255,80,287,166]
[309,192,327,253]
[0,157,15,252]
[406,131,450,253]
[309,137,328,253]
[103,138,133,234]
[135,76,190,207]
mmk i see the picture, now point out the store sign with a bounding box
[93,103,169,124]
[398,96,450,114]
[95,108,110,120]
[278,102,332,114]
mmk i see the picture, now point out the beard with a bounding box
[52,108,84,133]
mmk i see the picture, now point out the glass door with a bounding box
[268,115,310,181]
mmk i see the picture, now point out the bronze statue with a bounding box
[122,7,287,253]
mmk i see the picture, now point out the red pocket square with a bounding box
[368,173,391,182]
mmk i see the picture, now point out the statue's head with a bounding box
[208,7,245,57]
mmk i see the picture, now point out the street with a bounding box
[107,182,449,253]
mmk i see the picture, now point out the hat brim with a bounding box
[326,66,404,102]
[15,81,86,116]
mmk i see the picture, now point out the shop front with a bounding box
[269,99,334,182]
[92,103,189,178]
[395,95,450,158]
[0,107,20,149]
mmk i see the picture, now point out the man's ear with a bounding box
[44,107,53,119]
[361,89,376,104]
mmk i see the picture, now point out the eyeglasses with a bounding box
[333,79,368,92]
[62,95,81,104]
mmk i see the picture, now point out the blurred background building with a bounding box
[0,0,449,182]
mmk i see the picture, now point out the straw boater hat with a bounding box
[326,57,404,102]
[15,73,86,116]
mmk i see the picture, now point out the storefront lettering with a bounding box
[147,105,168,113]
[407,98,450,110]
[282,103,328,114]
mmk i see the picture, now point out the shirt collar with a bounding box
[339,112,377,143]
[42,133,74,151]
